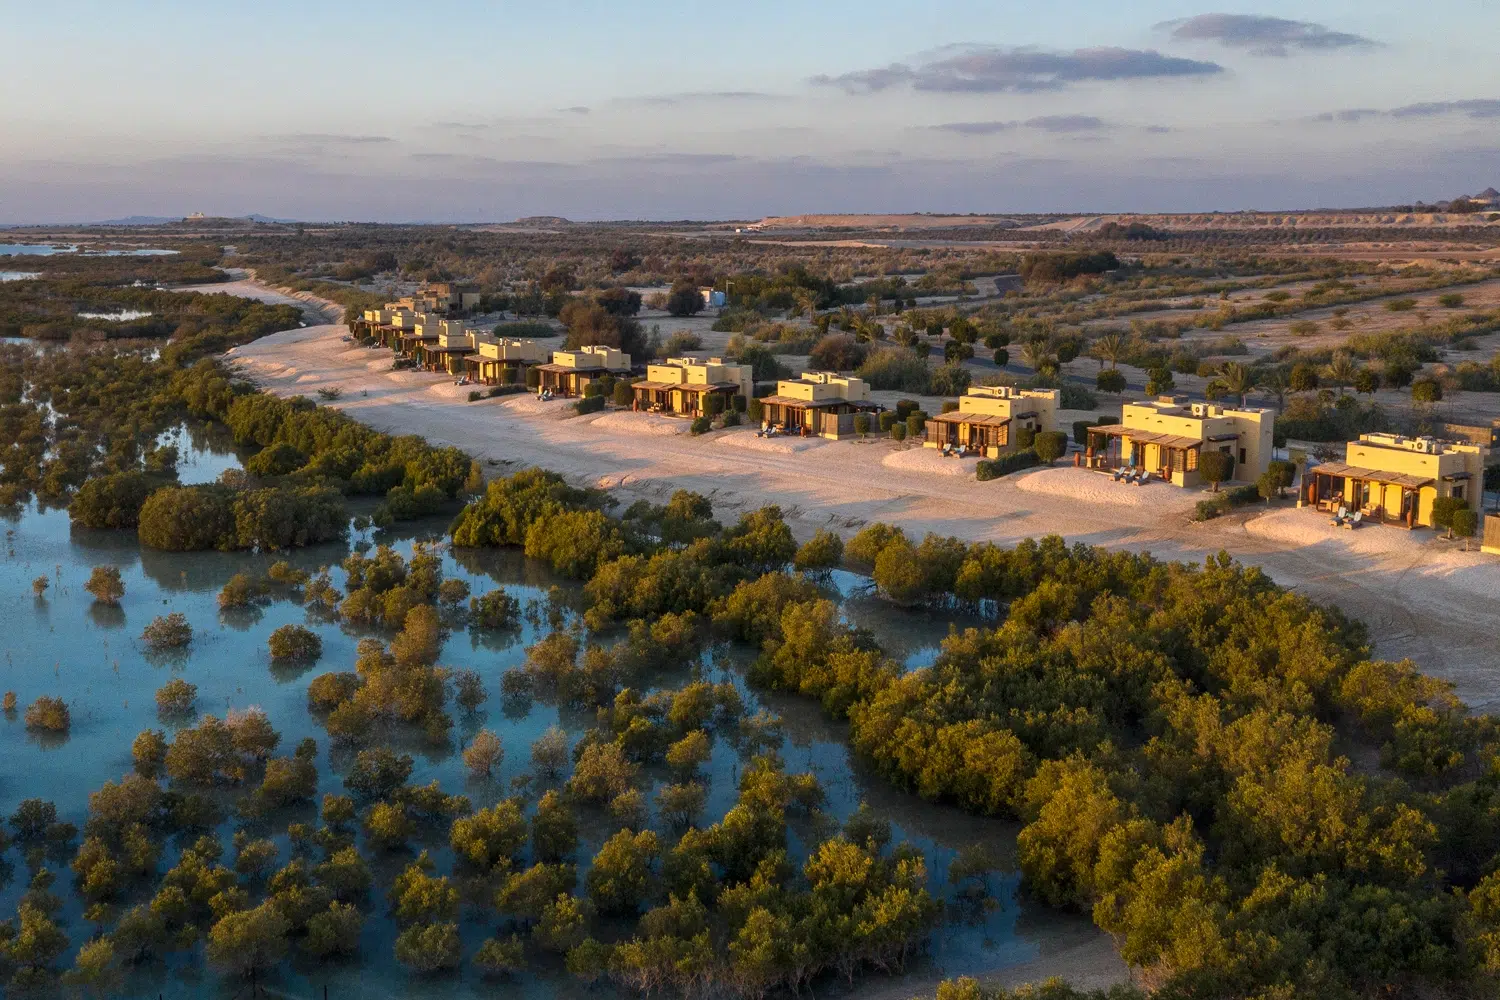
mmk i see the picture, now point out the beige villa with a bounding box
[1305,432,1489,528]
[536,346,632,397]
[1085,397,1274,487]
[758,372,878,439]
[924,386,1059,457]
[463,337,550,385]
[632,357,753,416]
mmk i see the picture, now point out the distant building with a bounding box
[464,336,549,385]
[633,357,752,417]
[700,287,727,309]
[1085,396,1274,487]
[537,345,632,397]
[758,372,877,439]
[1306,432,1488,528]
[924,386,1058,457]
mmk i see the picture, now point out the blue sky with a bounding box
[4,1,1499,222]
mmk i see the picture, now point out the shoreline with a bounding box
[223,287,1500,716]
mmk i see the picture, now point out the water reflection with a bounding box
[0,438,1106,999]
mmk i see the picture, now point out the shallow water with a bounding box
[78,310,155,322]
[0,271,39,281]
[0,431,1092,998]
[0,244,177,257]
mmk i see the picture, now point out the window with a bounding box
[1239,447,1247,465]
[1451,484,1466,500]
[1186,448,1198,471]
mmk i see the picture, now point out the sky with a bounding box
[3,0,1499,223]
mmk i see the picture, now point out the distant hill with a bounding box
[513,216,573,226]
[94,215,178,226]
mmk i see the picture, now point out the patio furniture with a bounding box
[1344,511,1363,530]
[1330,505,1348,526]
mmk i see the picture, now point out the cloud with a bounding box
[812,45,1222,94]
[930,115,1108,135]
[266,133,394,145]
[1160,14,1378,57]
[1312,98,1500,123]
[929,121,1018,135]
[1390,99,1500,120]
[1025,114,1107,133]
[619,91,783,108]
[559,106,591,115]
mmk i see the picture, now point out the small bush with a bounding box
[722,411,741,427]
[25,696,70,732]
[155,678,198,715]
[1015,427,1037,450]
[219,572,268,610]
[142,613,193,649]
[731,394,748,412]
[468,390,484,402]
[890,423,907,442]
[690,416,712,436]
[471,589,521,629]
[704,394,726,417]
[1033,431,1068,463]
[793,530,844,572]
[525,368,542,389]
[1438,293,1465,309]
[1385,298,1418,312]
[853,413,871,436]
[905,413,927,438]
[977,450,1039,481]
[268,624,322,662]
[85,565,125,604]
[747,398,764,423]
[878,411,898,433]
[574,395,606,415]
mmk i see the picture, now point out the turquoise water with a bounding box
[0,431,1091,999]
[0,244,178,257]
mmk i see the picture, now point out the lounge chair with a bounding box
[1330,505,1348,526]
[1111,468,1124,482]
[1344,511,1363,530]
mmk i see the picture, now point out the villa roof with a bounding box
[759,395,877,410]
[1308,462,1434,489]
[537,362,611,373]
[428,345,474,354]
[1089,424,1205,450]
[634,381,739,392]
[928,411,1011,427]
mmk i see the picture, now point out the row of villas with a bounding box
[351,304,1491,533]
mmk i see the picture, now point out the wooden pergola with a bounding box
[758,395,879,437]
[924,411,1010,453]
[1305,462,1431,527]
[631,380,739,416]
[1085,424,1204,480]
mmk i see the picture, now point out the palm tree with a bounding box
[1211,361,1255,407]
[1021,337,1055,374]
[1258,368,1289,411]
[1323,352,1360,396]
[1089,333,1127,371]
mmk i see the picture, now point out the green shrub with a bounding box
[976,450,1039,480]
[470,589,521,629]
[1015,427,1037,449]
[84,565,126,604]
[905,413,927,438]
[890,423,907,442]
[704,394,726,417]
[246,442,307,478]
[70,472,160,529]
[583,382,604,398]
[612,382,634,407]
[155,677,197,714]
[747,398,764,423]
[468,390,483,402]
[493,321,557,338]
[142,613,193,649]
[1438,293,1465,308]
[1033,431,1068,463]
[138,486,238,551]
[1199,451,1235,491]
[793,530,844,572]
[878,411,898,433]
[853,413,871,436]
[731,394,748,413]
[721,411,741,427]
[895,400,919,420]
[525,368,542,389]
[268,624,322,662]
[24,696,70,733]
[690,416,712,436]
[1450,508,1479,545]
[575,395,606,415]
[857,348,931,393]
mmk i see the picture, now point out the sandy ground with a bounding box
[226,314,1500,715]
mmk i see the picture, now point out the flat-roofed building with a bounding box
[1085,396,1274,487]
[758,372,877,439]
[924,386,1058,457]
[632,357,752,416]
[424,320,477,374]
[536,345,632,396]
[1305,432,1489,527]
[464,336,550,385]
